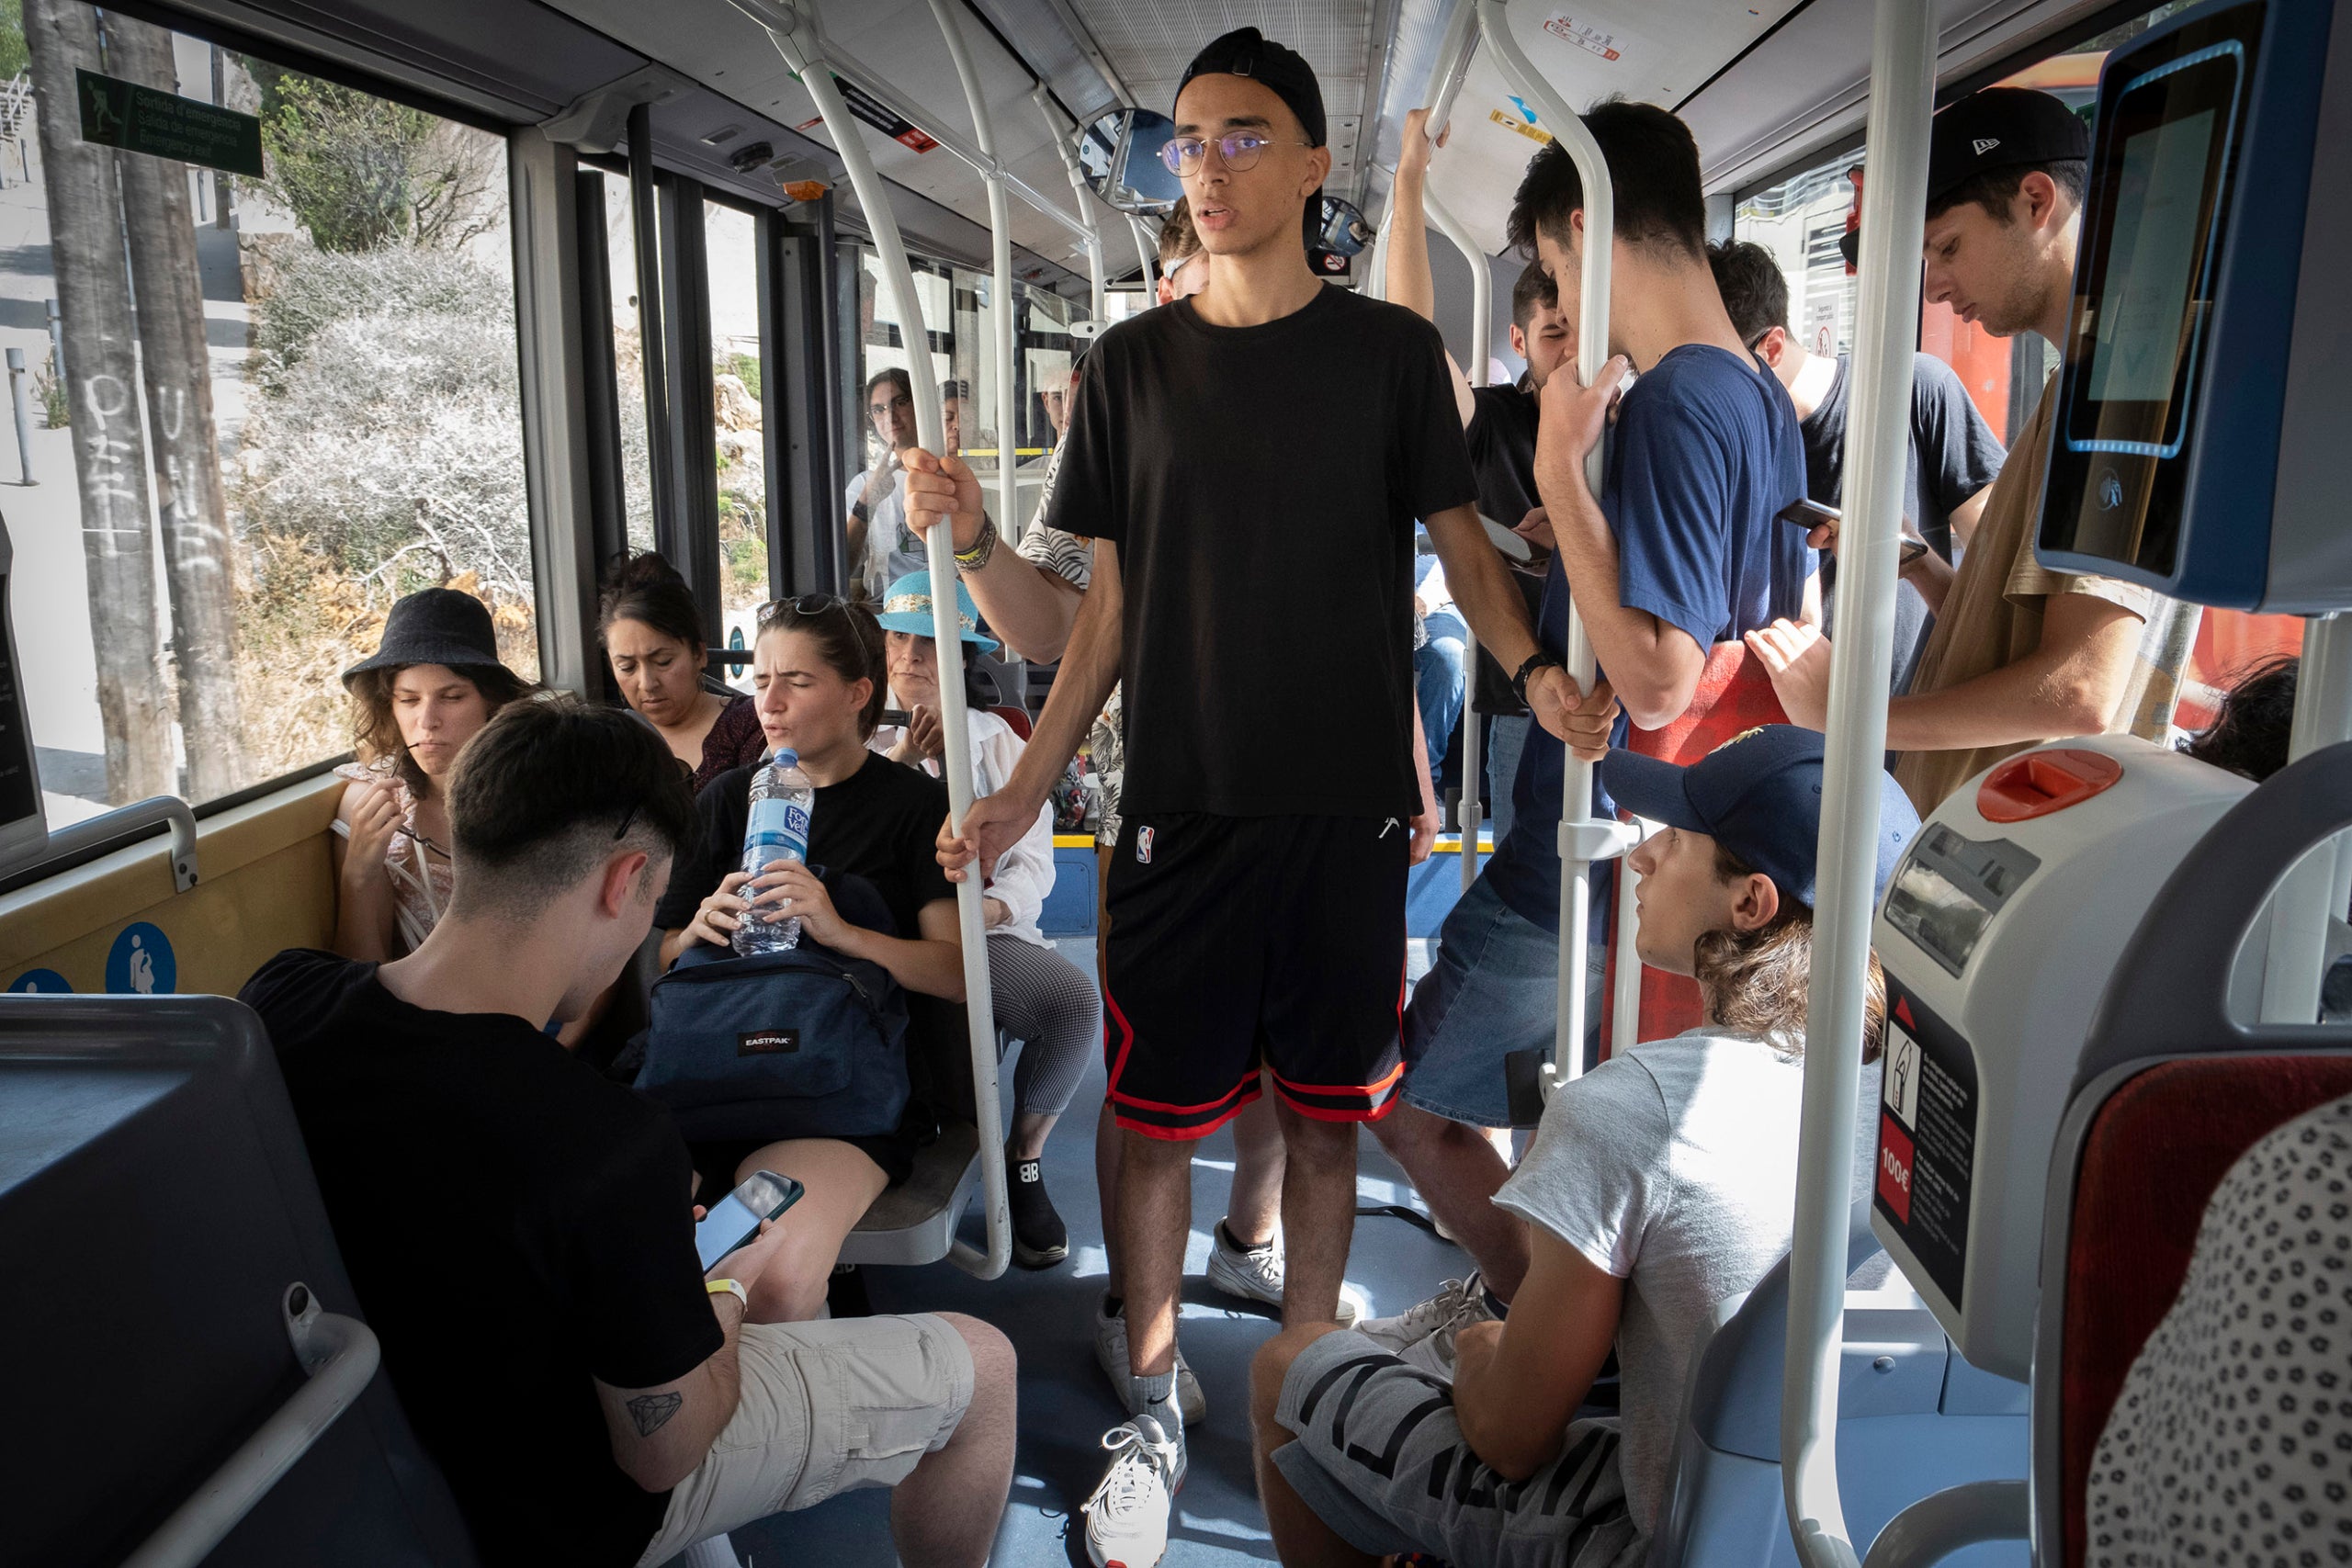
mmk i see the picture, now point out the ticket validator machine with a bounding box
[1867,0,2349,1383]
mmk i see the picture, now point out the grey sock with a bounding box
[1128,1370,1185,1442]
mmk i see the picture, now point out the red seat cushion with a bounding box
[989,705,1033,741]
[2060,1055,2352,1568]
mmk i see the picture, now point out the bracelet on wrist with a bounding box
[954,513,1000,572]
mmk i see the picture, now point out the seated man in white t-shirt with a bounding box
[1249,725,1920,1567]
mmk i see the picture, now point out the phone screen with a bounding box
[695,1170,803,1272]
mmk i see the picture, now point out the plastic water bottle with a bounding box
[735,750,814,955]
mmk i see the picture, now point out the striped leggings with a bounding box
[989,933,1101,1119]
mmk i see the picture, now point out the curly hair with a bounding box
[1691,843,1887,1062]
[349,660,535,801]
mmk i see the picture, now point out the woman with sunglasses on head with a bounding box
[332,588,536,963]
[654,592,967,1322]
[598,550,767,792]
[872,571,1098,1269]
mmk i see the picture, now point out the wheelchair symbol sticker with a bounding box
[8,968,70,993]
[105,923,175,996]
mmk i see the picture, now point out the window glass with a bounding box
[850,250,953,595]
[702,200,764,684]
[598,169,655,552]
[2,8,529,823]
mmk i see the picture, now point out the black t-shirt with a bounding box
[1046,285,1478,819]
[1464,384,1549,716]
[1801,352,2007,693]
[242,950,720,1568]
[656,750,957,937]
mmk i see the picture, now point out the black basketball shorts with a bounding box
[1102,812,1408,1139]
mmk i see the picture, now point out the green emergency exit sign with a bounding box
[76,68,265,178]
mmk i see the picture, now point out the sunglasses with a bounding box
[1159,131,1313,176]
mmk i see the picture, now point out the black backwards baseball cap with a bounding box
[1598,726,1921,910]
[1841,86,2089,267]
[1176,28,1326,146]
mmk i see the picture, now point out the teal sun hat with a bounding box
[878,570,1001,655]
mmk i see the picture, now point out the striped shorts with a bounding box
[1271,1329,1640,1568]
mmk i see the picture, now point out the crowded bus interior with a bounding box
[3,0,2348,1562]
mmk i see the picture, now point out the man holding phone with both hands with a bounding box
[241,696,1016,1568]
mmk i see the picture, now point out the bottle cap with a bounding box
[772,748,797,767]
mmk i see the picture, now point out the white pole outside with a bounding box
[1780,0,1934,1561]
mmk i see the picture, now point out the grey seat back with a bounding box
[0,993,479,1567]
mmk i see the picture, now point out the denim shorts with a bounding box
[1402,874,1604,1128]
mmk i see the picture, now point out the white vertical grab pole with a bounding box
[1035,88,1107,322]
[1781,0,1933,1562]
[742,0,1008,1280]
[2259,612,2352,1021]
[1127,214,1157,288]
[1477,0,1612,1088]
[1428,189,1489,894]
[923,0,1021,557]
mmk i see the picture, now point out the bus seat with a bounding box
[989,705,1033,741]
[2026,739,2352,1568]
[839,1118,981,1267]
[2041,1055,2352,1568]
[1649,1199,2028,1568]
[0,992,479,1566]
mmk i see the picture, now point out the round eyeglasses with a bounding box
[1158,131,1313,176]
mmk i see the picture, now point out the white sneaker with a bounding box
[1357,1273,1498,1376]
[1204,1224,1365,1328]
[1092,1294,1206,1425]
[1082,1415,1182,1568]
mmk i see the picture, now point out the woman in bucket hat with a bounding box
[331,587,537,961]
[873,570,1099,1270]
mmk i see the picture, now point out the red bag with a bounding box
[1594,643,1789,1057]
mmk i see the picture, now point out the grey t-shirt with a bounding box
[1804,352,2007,694]
[1492,1029,1883,1542]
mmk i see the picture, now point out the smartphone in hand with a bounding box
[696,1169,805,1272]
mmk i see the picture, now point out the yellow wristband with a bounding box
[706,1278,748,1307]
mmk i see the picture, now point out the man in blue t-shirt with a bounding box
[1365,101,1815,1363]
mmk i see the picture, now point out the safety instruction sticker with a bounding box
[1873,979,1978,1308]
[1542,14,1623,62]
[8,968,70,993]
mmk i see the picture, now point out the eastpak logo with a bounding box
[1972,137,2000,156]
[738,1029,799,1057]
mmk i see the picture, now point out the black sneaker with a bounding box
[1007,1151,1069,1268]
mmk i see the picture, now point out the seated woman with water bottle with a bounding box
[871,571,1100,1269]
[652,592,966,1321]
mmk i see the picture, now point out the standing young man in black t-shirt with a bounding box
[937,28,1589,1567]
[243,697,1016,1568]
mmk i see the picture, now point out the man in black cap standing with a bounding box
[933,26,1592,1567]
[1746,86,2198,811]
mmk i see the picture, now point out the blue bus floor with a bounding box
[716,941,1463,1568]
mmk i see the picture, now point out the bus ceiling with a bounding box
[169,0,2139,290]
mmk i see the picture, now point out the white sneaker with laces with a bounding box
[1092,1295,1206,1425]
[1357,1273,1498,1375]
[1082,1415,1183,1568]
[1204,1224,1365,1327]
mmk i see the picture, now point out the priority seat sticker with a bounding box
[1873,979,1979,1309]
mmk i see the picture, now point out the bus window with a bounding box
[704,198,765,685]
[596,168,657,554]
[1,6,532,825]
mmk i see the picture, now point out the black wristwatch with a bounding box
[1511,651,1565,706]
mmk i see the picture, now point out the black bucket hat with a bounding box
[342,587,506,689]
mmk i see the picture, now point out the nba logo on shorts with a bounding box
[1136,827,1155,864]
